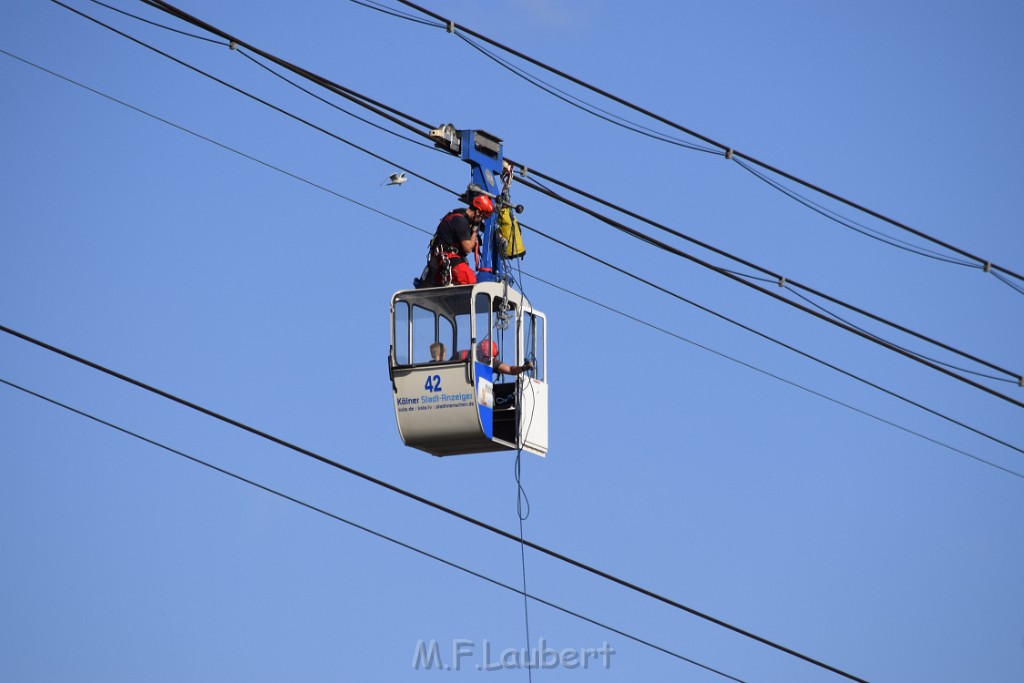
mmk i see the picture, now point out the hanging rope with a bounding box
[514,449,533,679]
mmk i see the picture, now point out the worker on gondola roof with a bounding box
[415,193,495,287]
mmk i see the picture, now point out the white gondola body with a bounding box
[389,282,548,457]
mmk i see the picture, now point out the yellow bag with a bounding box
[497,206,526,259]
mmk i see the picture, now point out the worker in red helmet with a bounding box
[416,194,495,287]
[455,339,532,375]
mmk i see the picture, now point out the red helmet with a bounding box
[477,340,498,361]
[471,194,495,217]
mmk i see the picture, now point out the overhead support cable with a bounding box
[730,158,976,267]
[7,44,1018,478]
[235,48,436,151]
[136,0,436,138]
[784,287,1013,384]
[453,31,719,154]
[993,270,1024,297]
[87,0,219,43]
[0,48,427,233]
[386,0,1024,287]
[518,178,1024,410]
[22,0,1024,442]
[515,222,1024,458]
[509,164,1022,386]
[116,0,1021,389]
[49,0,453,197]
[0,324,868,682]
[43,1,1024,413]
[9,7,1015,679]
[0,376,751,683]
[343,0,437,27]
[519,268,1024,479]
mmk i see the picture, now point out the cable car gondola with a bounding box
[389,282,547,456]
[388,126,547,456]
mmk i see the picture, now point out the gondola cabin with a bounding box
[389,282,548,456]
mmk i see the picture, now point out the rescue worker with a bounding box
[455,340,533,376]
[423,194,495,286]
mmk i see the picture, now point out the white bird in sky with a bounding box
[382,172,407,186]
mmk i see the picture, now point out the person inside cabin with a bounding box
[419,194,495,286]
[454,340,532,376]
[429,341,446,362]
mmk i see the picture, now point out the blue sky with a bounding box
[2,1,1023,681]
